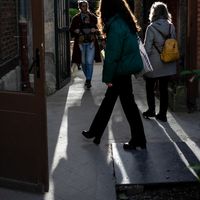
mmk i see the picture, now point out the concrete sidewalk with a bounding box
[0,64,200,200]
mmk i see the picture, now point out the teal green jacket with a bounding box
[102,15,143,83]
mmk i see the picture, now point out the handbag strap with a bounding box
[152,24,171,53]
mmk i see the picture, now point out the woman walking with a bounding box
[82,0,146,150]
[69,0,101,89]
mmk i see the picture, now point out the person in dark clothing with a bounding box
[81,0,146,150]
[69,0,101,89]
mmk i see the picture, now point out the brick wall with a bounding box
[0,0,18,65]
[197,0,200,69]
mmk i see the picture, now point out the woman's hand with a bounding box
[106,83,113,87]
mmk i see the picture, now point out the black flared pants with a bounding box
[145,76,169,116]
[89,75,146,144]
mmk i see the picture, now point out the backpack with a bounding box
[153,25,180,63]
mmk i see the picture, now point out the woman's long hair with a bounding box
[96,0,141,36]
[149,2,172,22]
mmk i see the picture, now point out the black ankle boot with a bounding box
[82,130,95,139]
[155,113,167,122]
[123,142,146,151]
[142,110,155,119]
[85,80,89,86]
[93,137,100,145]
[87,80,92,89]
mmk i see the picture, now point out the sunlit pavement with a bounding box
[0,63,200,200]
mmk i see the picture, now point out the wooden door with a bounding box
[0,0,48,192]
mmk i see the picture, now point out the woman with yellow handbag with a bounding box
[142,2,177,122]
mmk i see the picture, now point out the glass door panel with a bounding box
[0,0,35,92]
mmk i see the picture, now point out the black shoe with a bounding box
[84,80,89,86]
[82,130,95,139]
[85,80,92,89]
[78,65,81,70]
[85,79,90,86]
[123,142,146,151]
[142,110,155,119]
[86,82,92,89]
[155,113,167,122]
[93,137,100,145]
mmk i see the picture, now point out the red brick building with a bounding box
[0,0,18,78]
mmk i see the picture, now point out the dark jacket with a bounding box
[103,15,142,83]
[69,12,101,64]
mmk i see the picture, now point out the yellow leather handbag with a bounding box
[153,25,180,63]
[160,38,180,63]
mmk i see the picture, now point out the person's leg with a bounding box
[118,76,146,149]
[156,76,169,122]
[82,84,118,144]
[85,43,95,88]
[80,44,87,78]
[143,77,157,118]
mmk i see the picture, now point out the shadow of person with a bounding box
[47,84,70,169]
[159,122,200,175]
[52,86,116,199]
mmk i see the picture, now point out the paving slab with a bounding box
[112,142,199,186]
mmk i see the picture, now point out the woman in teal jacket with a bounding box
[82,0,146,150]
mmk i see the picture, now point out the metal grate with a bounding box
[54,0,71,89]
